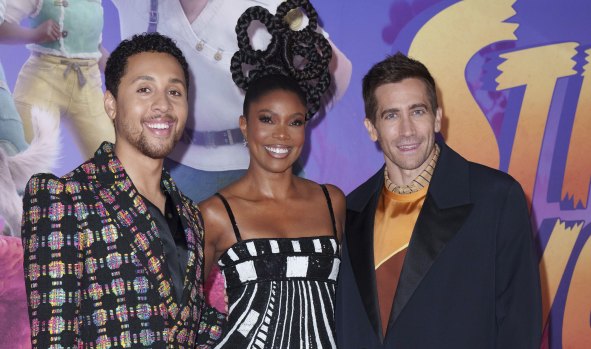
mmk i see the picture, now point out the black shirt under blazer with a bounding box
[336,141,542,348]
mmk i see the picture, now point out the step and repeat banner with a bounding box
[1,0,589,348]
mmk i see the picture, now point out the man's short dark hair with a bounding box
[362,52,438,123]
[105,32,190,99]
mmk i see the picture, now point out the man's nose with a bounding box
[399,115,416,136]
[152,92,171,113]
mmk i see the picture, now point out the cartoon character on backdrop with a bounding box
[0,0,28,159]
[0,0,60,237]
[111,0,352,311]
[0,1,60,348]
[2,0,114,161]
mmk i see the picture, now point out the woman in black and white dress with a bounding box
[200,70,345,348]
[200,3,346,346]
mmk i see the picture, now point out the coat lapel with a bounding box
[388,195,472,325]
[89,143,179,321]
[388,142,474,327]
[346,167,385,339]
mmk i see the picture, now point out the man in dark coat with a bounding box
[336,53,541,348]
[21,33,223,348]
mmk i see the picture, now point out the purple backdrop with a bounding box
[1,1,590,347]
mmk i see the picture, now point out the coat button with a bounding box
[195,41,204,51]
[214,50,222,61]
[62,30,68,38]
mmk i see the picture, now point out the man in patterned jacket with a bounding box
[21,33,223,348]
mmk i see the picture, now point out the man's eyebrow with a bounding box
[131,75,155,83]
[131,76,185,86]
[169,77,185,85]
[410,103,429,110]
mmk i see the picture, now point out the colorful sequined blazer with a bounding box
[21,142,223,348]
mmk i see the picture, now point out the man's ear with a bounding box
[364,118,378,142]
[104,90,117,121]
[434,107,443,133]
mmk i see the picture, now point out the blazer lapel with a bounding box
[90,143,179,321]
[388,141,474,326]
[389,195,472,325]
[346,168,385,339]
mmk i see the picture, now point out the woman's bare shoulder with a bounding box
[198,180,243,216]
[198,194,229,231]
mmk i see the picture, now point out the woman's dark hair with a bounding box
[230,0,332,120]
[105,32,190,99]
[243,73,307,117]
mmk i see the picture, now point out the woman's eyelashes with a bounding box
[290,118,305,126]
[258,115,272,123]
[257,115,305,126]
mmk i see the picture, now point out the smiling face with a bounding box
[104,51,188,160]
[240,89,307,174]
[365,78,442,185]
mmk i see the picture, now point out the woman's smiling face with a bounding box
[241,89,307,174]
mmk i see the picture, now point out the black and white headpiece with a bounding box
[231,0,332,120]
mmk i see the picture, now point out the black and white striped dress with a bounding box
[213,185,340,348]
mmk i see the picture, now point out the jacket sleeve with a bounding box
[195,304,225,348]
[495,180,542,348]
[21,174,83,349]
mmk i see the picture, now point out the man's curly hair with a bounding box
[105,32,190,99]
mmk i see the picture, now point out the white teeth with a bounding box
[265,146,289,154]
[146,123,170,130]
[398,144,417,150]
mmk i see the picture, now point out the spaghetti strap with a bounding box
[215,193,242,242]
[320,184,338,238]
